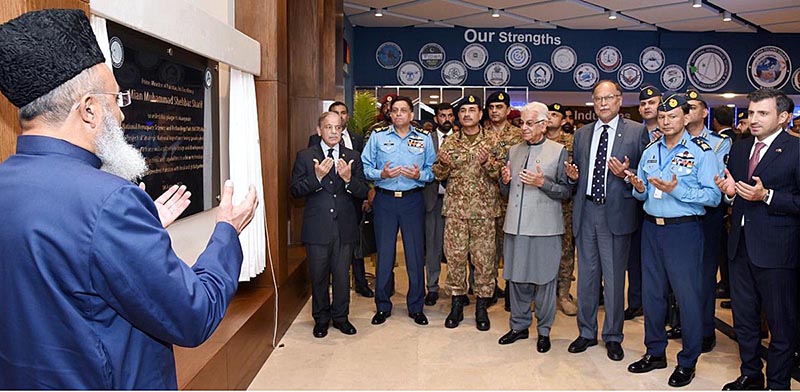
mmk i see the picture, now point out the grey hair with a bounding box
[18,66,104,125]
[520,101,549,122]
[317,111,342,128]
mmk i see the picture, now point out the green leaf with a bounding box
[349,91,379,136]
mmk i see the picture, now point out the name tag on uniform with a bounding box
[654,189,663,199]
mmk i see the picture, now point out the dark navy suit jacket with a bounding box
[727,130,800,268]
[571,116,650,236]
[290,144,369,245]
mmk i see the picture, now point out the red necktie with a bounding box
[747,142,765,180]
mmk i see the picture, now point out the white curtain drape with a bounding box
[89,15,113,72]
[229,68,267,281]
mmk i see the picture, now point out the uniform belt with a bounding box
[585,195,605,205]
[644,214,701,226]
[377,187,422,198]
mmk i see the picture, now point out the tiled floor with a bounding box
[249,245,797,390]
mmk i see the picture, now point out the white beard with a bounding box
[95,109,148,182]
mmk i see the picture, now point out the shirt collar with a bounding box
[594,115,620,132]
[15,135,101,169]
[657,130,691,149]
[320,140,339,154]
[758,128,782,149]
[437,129,453,138]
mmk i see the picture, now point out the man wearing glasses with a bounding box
[568,80,649,362]
[0,10,259,389]
[361,96,436,326]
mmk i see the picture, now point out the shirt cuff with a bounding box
[765,189,774,205]
[723,193,736,204]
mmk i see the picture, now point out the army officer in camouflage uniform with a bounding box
[433,94,504,331]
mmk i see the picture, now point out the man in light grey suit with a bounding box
[568,80,649,361]
[423,102,455,306]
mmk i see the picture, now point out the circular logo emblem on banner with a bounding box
[661,64,686,91]
[747,46,791,89]
[376,42,403,69]
[441,60,468,86]
[686,45,732,92]
[574,63,599,90]
[528,62,554,89]
[505,43,531,70]
[551,46,577,73]
[109,36,124,69]
[204,68,213,89]
[396,61,423,85]
[639,46,665,73]
[462,43,489,70]
[484,62,510,86]
[792,68,800,92]
[618,63,643,90]
[596,46,622,73]
[419,43,446,70]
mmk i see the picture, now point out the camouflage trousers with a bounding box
[558,199,576,295]
[445,217,497,298]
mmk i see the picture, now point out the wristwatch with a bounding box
[762,189,771,203]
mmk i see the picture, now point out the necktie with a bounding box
[327,148,336,174]
[747,141,765,179]
[591,125,609,203]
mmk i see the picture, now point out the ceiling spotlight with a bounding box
[723,11,732,21]
[692,0,702,8]
[490,8,500,18]
[429,100,438,104]
[374,8,383,17]
[608,11,618,20]
[722,93,736,99]
[726,103,736,108]
[430,95,440,99]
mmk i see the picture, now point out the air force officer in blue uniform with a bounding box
[626,92,721,388]
[361,96,436,326]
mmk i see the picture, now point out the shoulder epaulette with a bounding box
[645,135,662,150]
[717,132,729,139]
[373,124,390,133]
[691,137,712,151]
[414,126,430,135]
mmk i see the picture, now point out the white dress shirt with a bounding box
[436,129,452,195]
[341,128,353,150]
[731,129,782,226]
[585,115,620,196]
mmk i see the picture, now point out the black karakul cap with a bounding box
[548,102,566,116]
[639,84,662,101]
[459,94,482,110]
[0,9,105,108]
[485,91,509,106]
[658,91,687,112]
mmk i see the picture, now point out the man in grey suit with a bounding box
[568,80,649,361]
[423,102,455,306]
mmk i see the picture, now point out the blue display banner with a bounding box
[355,27,800,94]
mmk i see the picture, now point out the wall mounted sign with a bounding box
[551,45,577,73]
[661,64,686,91]
[747,45,791,89]
[441,60,468,85]
[528,62,554,89]
[462,43,489,70]
[505,43,531,70]
[376,41,403,69]
[597,46,622,73]
[419,42,446,70]
[397,61,423,85]
[792,68,800,92]
[618,63,643,90]
[109,36,125,69]
[686,44,732,92]
[485,62,510,86]
[639,46,665,73]
[574,63,599,89]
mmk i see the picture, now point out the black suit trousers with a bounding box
[730,231,797,389]
[306,221,353,324]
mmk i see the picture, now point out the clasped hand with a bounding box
[714,168,767,201]
[380,161,420,180]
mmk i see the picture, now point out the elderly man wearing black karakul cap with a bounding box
[0,9,258,389]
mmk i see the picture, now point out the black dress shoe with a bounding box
[371,311,391,325]
[313,322,329,338]
[537,336,551,353]
[701,336,716,353]
[720,300,732,309]
[627,354,668,373]
[568,336,598,353]
[355,285,375,298]
[722,375,765,390]
[424,291,439,306]
[498,329,529,345]
[666,327,682,340]
[668,365,695,387]
[332,320,357,335]
[624,307,644,320]
[606,341,624,361]
[409,312,428,325]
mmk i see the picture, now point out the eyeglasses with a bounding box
[592,94,620,103]
[91,90,132,107]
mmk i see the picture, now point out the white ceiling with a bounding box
[344,0,800,33]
